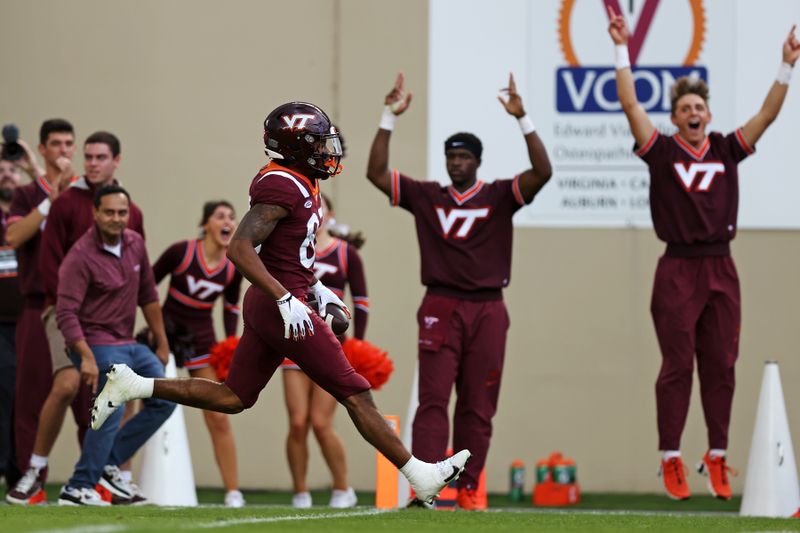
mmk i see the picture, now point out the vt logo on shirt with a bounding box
[186,275,225,299]
[673,162,725,192]
[435,207,489,238]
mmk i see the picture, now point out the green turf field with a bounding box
[2,488,799,532]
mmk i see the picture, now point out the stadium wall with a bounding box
[2,0,799,495]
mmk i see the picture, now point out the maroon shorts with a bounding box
[225,287,370,408]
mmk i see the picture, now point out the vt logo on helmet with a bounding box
[263,102,343,180]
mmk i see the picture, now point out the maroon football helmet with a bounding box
[263,102,343,180]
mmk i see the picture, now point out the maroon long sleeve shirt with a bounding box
[40,177,145,305]
[56,226,158,347]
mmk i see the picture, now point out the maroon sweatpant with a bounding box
[651,254,740,451]
[14,300,89,470]
[412,290,509,490]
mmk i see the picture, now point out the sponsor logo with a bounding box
[556,0,707,113]
[423,316,439,329]
[304,199,313,208]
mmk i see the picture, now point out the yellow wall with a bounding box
[3,0,800,495]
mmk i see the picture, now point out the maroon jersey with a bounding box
[249,162,321,296]
[7,177,50,298]
[636,130,754,247]
[389,170,529,292]
[39,177,146,303]
[313,238,368,339]
[153,239,242,350]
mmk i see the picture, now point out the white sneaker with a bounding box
[292,491,312,508]
[406,449,471,504]
[224,490,245,508]
[92,364,148,430]
[329,487,357,508]
[58,485,111,506]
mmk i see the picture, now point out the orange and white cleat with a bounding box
[697,451,737,500]
[456,487,487,511]
[659,456,691,500]
[6,466,48,505]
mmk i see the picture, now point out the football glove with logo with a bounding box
[309,280,351,319]
[277,293,314,340]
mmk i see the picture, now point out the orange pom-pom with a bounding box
[341,338,394,390]
[209,336,239,381]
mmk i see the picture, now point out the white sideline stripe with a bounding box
[31,526,126,533]
[188,508,388,529]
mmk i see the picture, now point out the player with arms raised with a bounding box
[607,7,800,501]
[90,102,469,506]
[367,73,552,509]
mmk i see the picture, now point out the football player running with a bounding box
[90,102,470,506]
[607,7,800,500]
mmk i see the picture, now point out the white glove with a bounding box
[276,293,314,340]
[309,280,351,319]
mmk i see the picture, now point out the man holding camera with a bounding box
[0,131,43,492]
[4,119,76,505]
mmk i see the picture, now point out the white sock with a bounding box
[30,454,48,470]
[120,470,133,483]
[662,450,681,460]
[709,449,726,458]
[400,456,426,479]
[136,376,155,398]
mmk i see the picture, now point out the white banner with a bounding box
[428,0,800,228]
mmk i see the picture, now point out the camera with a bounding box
[1,124,24,161]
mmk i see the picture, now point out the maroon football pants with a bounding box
[412,293,509,490]
[14,301,89,470]
[225,287,370,409]
[651,255,740,451]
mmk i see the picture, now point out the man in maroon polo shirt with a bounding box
[7,130,145,505]
[607,9,800,500]
[5,119,76,505]
[55,185,172,506]
[366,73,553,509]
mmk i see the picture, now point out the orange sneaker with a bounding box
[659,457,691,500]
[456,488,487,511]
[697,451,737,500]
[792,508,800,518]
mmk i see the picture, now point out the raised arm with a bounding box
[497,73,552,202]
[5,156,72,249]
[740,25,800,146]
[607,6,655,148]
[366,73,413,196]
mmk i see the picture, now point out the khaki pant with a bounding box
[41,306,71,374]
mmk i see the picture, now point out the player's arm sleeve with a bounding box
[39,199,70,300]
[222,269,242,337]
[250,174,301,212]
[633,130,666,165]
[152,241,186,284]
[55,250,89,346]
[389,169,429,212]
[137,241,160,307]
[346,245,368,340]
[726,129,756,163]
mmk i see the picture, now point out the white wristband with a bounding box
[615,44,631,70]
[518,115,535,135]
[777,62,793,85]
[379,106,396,131]
[37,198,51,216]
[276,291,291,303]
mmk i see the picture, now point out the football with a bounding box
[307,296,350,335]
